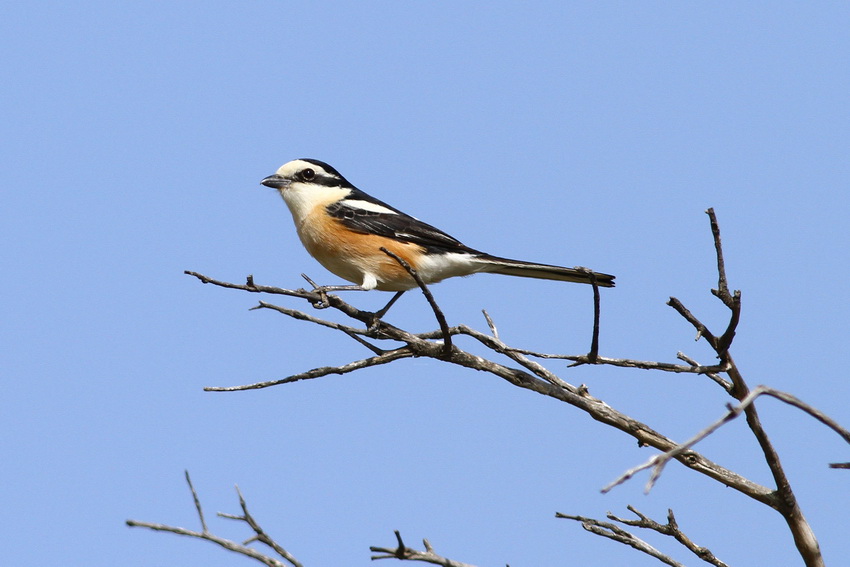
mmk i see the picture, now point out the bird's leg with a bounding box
[367,291,405,329]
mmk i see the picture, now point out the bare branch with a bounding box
[370,531,479,567]
[557,513,685,567]
[706,208,734,308]
[677,352,732,392]
[667,296,719,349]
[481,309,499,339]
[188,271,775,505]
[683,210,823,567]
[608,506,729,567]
[252,300,367,336]
[380,247,452,357]
[183,210,846,567]
[217,485,303,567]
[605,385,850,495]
[127,475,302,567]
[204,348,416,391]
[584,268,602,363]
[187,271,315,301]
[185,470,208,533]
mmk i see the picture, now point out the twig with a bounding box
[252,300,368,336]
[589,271,601,362]
[185,270,393,329]
[677,352,732,392]
[127,474,302,567]
[667,297,719,348]
[566,268,601,366]
[188,271,777,505]
[370,531,479,567]
[706,208,733,307]
[187,271,314,300]
[204,348,416,391]
[481,309,499,339]
[604,385,850,495]
[186,470,208,533]
[608,506,729,567]
[216,486,303,567]
[557,513,684,567]
[685,210,822,567]
[380,247,452,357]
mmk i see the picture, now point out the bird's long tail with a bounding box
[476,254,615,287]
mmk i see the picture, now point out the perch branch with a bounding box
[187,271,775,506]
[380,247,452,357]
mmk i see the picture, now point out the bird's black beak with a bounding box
[261,174,290,190]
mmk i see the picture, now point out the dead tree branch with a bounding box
[126,472,303,567]
[646,208,829,567]
[370,531,479,567]
[557,512,685,567]
[172,208,848,567]
[559,505,728,567]
[187,269,774,508]
[610,506,729,567]
[605,385,850,495]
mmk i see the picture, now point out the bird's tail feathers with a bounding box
[477,255,615,287]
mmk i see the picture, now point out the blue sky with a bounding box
[2,2,849,566]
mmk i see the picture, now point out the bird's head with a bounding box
[261,159,353,220]
[261,159,349,191]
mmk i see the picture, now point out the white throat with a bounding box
[280,183,350,225]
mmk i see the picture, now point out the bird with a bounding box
[261,158,614,314]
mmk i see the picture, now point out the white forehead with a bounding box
[275,159,327,178]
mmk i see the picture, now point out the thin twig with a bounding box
[677,352,732,392]
[127,475,302,567]
[481,309,499,339]
[218,486,304,567]
[589,271,601,362]
[566,268,601,366]
[604,385,850,495]
[252,300,367,335]
[706,208,733,308]
[380,247,452,357]
[697,210,822,567]
[188,271,776,504]
[557,513,684,567]
[370,531,479,567]
[204,348,416,391]
[607,506,729,567]
[667,297,719,349]
[185,470,208,533]
[187,271,314,301]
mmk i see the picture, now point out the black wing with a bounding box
[327,189,481,254]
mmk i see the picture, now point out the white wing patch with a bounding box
[342,200,399,215]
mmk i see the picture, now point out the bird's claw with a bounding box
[299,285,331,309]
[311,288,331,309]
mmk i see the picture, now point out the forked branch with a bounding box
[126,472,303,567]
[559,505,729,567]
[370,531,479,567]
[174,208,846,567]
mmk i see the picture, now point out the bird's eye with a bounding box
[301,168,315,181]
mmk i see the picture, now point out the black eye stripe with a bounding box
[298,159,356,188]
